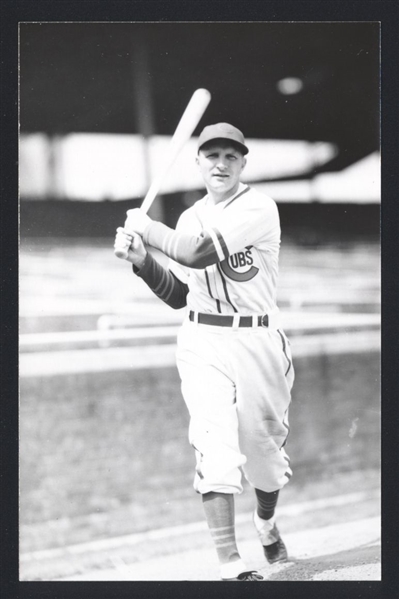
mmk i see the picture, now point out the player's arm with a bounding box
[124,198,279,268]
[123,209,218,268]
[114,228,188,309]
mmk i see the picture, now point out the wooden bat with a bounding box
[115,88,211,259]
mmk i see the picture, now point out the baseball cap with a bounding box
[197,122,249,155]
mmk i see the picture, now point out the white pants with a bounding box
[176,317,295,494]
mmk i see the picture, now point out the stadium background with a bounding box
[18,22,380,580]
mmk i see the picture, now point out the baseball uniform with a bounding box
[117,122,295,579]
[135,181,294,495]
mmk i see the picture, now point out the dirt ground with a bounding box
[52,516,380,582]
[20,471,380,582]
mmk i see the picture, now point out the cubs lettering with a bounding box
[220,246,259,282]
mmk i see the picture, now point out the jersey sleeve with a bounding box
[143,221,219,269]
[214,195,281,256]
[142,204,221,268]
[142,192,280,268]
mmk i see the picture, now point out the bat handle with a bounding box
[114,247,129,259]
[114,226,130,259]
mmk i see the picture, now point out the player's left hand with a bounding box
[124,208,153,236]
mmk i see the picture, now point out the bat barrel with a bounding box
[115,88,211,259]
[140,88,211,214]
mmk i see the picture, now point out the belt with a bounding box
[189,310,269,328]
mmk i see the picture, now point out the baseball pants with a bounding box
[176,315,295,495]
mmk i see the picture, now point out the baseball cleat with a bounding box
[226,570,264,581]
[253,511,288,564]
[262,532,288,564]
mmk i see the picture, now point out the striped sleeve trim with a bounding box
[159,272,173,300]
[145,221,220,268]
[213,227,230,260]
[161,230,179,261]
[207,228,226,262]
[153,267,168,294]
[134,252,188,309]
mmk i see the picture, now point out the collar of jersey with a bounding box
[204,182,249,210]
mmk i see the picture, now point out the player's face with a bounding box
[196,142,247,202]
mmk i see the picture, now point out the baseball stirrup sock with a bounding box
[202,492,242,570]
[255,488,280,520]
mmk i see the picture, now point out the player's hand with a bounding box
[124,208,153,236]
[114,227,147,268]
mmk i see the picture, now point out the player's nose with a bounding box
[215,158,228,170]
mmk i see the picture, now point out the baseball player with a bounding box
[114,123,295,581]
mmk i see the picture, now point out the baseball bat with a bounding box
[115,88,211,258]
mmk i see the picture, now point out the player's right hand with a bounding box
[114,227,147,269]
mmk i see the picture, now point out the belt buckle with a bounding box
[261,314,269,327]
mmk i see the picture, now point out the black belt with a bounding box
[189,311,269,328]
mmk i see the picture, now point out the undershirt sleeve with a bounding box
[133,251,189,309]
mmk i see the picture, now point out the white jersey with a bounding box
[172,183,281,315]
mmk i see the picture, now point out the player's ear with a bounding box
[241,156,247,172]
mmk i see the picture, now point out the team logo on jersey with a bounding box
[220,246,259,281]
